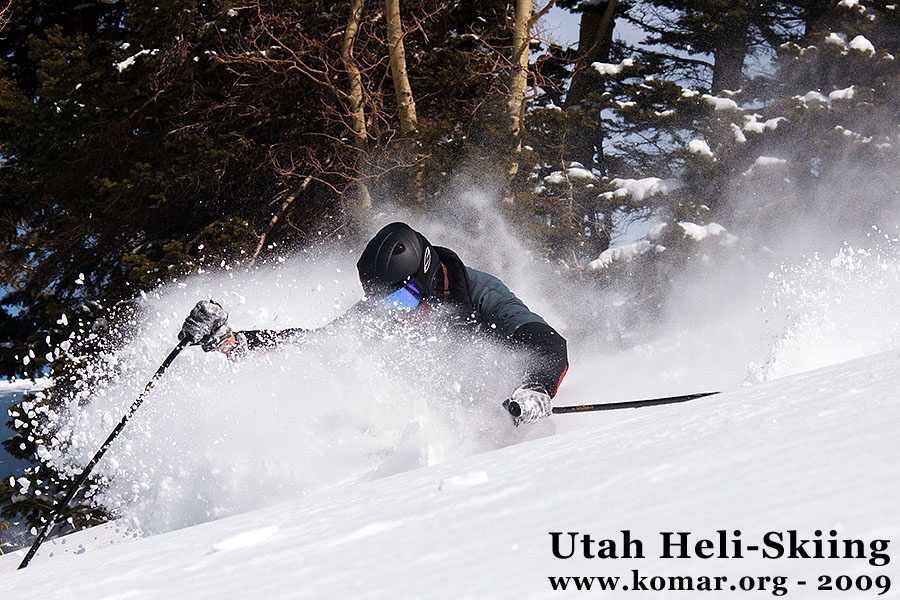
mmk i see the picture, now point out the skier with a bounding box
[178,222,567,425]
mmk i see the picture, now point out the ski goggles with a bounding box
[383,282,422,313]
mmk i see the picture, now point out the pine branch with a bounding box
[628,45,714,70]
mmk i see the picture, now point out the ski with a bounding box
[552,392,719,414]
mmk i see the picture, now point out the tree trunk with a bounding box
[341,0,372,211]
[342,0,368,149]
[564,0,617,171]
[563,1,617,257]
[508,0,531,143]
[711,15,749,93]
[385,0,417,134]
[384,0,423,203]
[503,0,533,204]
[566,0,617,109]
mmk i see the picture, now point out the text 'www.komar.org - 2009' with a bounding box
[546,530,892,596]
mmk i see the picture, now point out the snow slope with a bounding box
[6,349,898,598]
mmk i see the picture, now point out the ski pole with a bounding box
[17,336,192,570]
[551,391,719,414]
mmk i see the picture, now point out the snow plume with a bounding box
[749,240,900,381]
[576,233,900,421]
[639,120,900,400]
[32,247,545,534]
[22,168,900,540]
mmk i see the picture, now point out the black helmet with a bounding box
[357,222,440,298]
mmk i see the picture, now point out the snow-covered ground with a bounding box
[4,348,898,598]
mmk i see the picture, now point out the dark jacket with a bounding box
[239,247,568,396]
[431,247,568,396]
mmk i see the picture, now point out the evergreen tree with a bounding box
[585,0,900,298]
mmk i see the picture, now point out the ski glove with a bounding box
[502,384,552,427]
[179,300,235,353]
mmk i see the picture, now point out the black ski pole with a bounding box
[17,336,192,570]
[551,391,719,414]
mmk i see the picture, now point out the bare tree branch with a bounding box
[530,0,558,27]
[250,175,311,263]
[0,0,12,36]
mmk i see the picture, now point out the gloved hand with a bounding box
[502,384,552,427]
[179,300,235,353]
